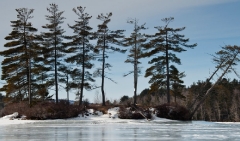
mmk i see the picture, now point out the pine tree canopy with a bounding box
[0,8,39,103]
[144,17,197,103]
[41,3,66,103]
[64,6,95,105]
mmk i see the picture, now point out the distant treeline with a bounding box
[121,78,240,122]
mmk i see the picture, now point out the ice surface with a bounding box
[1,120,240,141]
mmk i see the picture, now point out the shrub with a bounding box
[1,102,28,118]
[87,104,117,114]
[120,95,129,103]
[155,103,190,121]
[83,99,90,107]
[1,101,83,120]
[118,106,151,119]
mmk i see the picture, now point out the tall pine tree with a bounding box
[122,18,147,105]
[41,3,66,103]
[94,12,126,106]
[65,6,95,105]
[144,17,197,103]
[0,8,38,105]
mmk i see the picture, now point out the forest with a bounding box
[0,3,240,122]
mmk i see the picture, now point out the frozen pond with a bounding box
[0,120,240,141]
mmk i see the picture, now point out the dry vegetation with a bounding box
[155,103,190,121]
[87,104,119,114]
[1,101,83,119]
[118,106,152,119]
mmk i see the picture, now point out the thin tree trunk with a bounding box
[101,33,106,106]
[67,73,69,104]
[23,22,32,106]
[79,36,85,106]
[189,60,225,110]
[28,55,32,106]
[54,33,58,104]
[133,24,137,105]
[166,31,170,103]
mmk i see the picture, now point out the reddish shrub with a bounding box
[1,102,29,118]
[1,101,83,120]
[155,103,190,121]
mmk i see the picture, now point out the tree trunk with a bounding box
[79,37,85,106]
[24,23,32,107]
[54,33,58,104]
[28,57,32,106]
[166,31,170,103]
[189,52,238,119]
[67,73,69,105]
[133,28,137,105]
[188,60,225,110]
[101,33,106,106]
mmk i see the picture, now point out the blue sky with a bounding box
[0,0,240,102]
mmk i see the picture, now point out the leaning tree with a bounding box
[188,45,240,119]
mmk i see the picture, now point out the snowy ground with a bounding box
[0,107,174,125]
[0,112,36,125]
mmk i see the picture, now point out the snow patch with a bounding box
[1,112,19,120]
[0,107,176,125]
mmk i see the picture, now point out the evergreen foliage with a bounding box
[41,3,66,103]
[122,19,147,105]
[64,6,95,106]
[94,12,126,106]
[1,5,240,122]
[58,65,72,103]
[0,8,38,105]
[189,45,240,118]
[120,95,129,103]
[143,17,197,104]
[169,65,186,103]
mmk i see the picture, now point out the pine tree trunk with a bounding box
[133,31,137,105]
[79,37,85,106]
[67,74,69,105]
[28,57,32,106]
[166,31,170,103]
[24,24,32,107]
[54,33,58,104]
[101,34,106,106]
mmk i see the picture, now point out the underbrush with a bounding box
[87,104,119,114]
[118,106,152,119]
[1,101,83,120]
[155,103,190,121]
